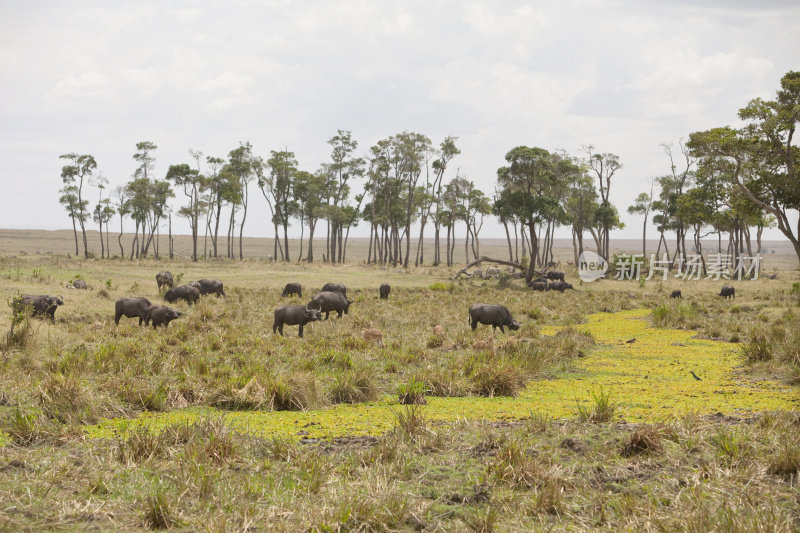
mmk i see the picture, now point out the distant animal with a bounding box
[529,281,547,291]
[432,324,444,336]
[114,297,152,326]
[281,283,302,298]
[321,282,347,296]
[190,279,225,297]
[146,306,182,329]
[164,284,201,305]
[473,338,495,354]
[362,328,385,347]
[379,283,390,299]
[719,285,735,300]
[545,271,566,282]
[469,304,520,333]
[547,261,561,269]
[308,291,352,319]
[72,279,87,290]
[548,280,574,292]
[15,294,63,323]
[690,371,702,381]
[155,271,174,292]
[272,305,322,337]
[670,290,682,299]
[485,266,501,278]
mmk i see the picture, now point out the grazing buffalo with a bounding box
[308,291,352,319]
[545,271,566,282]
[321,282,347,296]
[114,297,152,326]
[165,284,200,305]
[469,304,520,333]
[379,283,390,299]
[362,328,385,347]
[281,283,302,298]
[273,305,322,337]
[719,285,735,299]
[146,306,182,329]
[529,281,547,291]
[670,290,682,299]
[190,279,225,297]
[15,294,63,323]
[72,279,88,290]
[156,271,174,292]
[549,281,573,293]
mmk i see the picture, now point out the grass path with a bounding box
[87,309,800,440]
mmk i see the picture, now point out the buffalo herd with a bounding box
[12,267,742,339]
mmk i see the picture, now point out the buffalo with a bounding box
[114,297,152,326]
[165,284,200,305]
[549,281,573,293]
[529,281,547,291]
[468,304,520,333]
[719,285,735,299]
[273,305,322,337]
[321,282,347,296]
[156,271,174,292]
[281,283,302,298]
[146,306,182,329]
[545,271,566,282]
[190,278,225,297]
[308,291,352,319]
[670,290,682,299]
[379,283,390,299]
[72,279,88,290]
[15,294,63,323]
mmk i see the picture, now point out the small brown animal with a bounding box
[432,324,444,336]
[473,338,495,355]
[362,328,385,347]
[670,290,682,299]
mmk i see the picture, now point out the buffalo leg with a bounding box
[298,324,304,338]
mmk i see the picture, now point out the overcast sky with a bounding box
[1,0,798,241]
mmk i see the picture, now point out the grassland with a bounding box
[1,250,799,531]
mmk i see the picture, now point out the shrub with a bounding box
[577,388,618,423]
[620,425,664,457]
[397,378,427,405]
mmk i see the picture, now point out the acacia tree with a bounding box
[59,153,96,258]
[166,161,205,261]
[226,143,254,260]
[627,180,654,257]
[202,156,226,258]
[688,71,800,264]
[323,131,364,264]
[58,185,82,256]
[113,186,129,258]
[292,170,327,262]
[416,136,459,266]
[582,145,621,260]
[266,150,298,261]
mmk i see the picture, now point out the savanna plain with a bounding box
[1,241,799,532]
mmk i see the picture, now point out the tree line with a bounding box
[59,71,800,278]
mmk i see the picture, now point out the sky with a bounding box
[1,0,798,241]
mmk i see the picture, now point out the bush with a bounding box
[577,388,618,423]
[328,366,380,404]
[397,378,427,405]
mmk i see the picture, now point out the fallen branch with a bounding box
[452,256,526,280]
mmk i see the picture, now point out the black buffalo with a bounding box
[469,304,520,333]
[190,279,225,297]
[549,281,573,292]
[72,279,88,290]
[308,291,352,319]
[320,282,347,296]
[273,305,322,337]
[379,283,390,299]
[114,297,152,326]
[15,294,63,323]
[670,290,682,299]
[146,306,182,329]
[165,285,200,305]
[281,283,302,298]
[156,271,174,292]
[719,285,735,299]
[545,271,566,282]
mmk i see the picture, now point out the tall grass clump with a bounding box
[328,365,380,404]
[3,295,36,351]
[651,302,699,328]
[577,388,618,422]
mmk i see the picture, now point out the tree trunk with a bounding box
[503,221,513,262]
[71,215,79,255]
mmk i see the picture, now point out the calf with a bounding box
[469,304,520,333]
[165,284,200,305]
[362,328,385,347]
[670,290,682,299]
[719,285,735,300]
[273,305,322,338]
[379,283,390,299]
[114,297,152,326]
[529,281,547,291]
[281,283,302,298]
[146,306,182,329]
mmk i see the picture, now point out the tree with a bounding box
[627,184,654,257]
[688,71,800,264]
[203,156,226,258]
[166,161,205,261]
[59,153,96,258]
[324,130,365,264]
[113,186,129,258]
[227,142,254,260]
[292,170,327,262]
[583,146,621,260]
[58,185,82,256]
[266,150,298,261]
